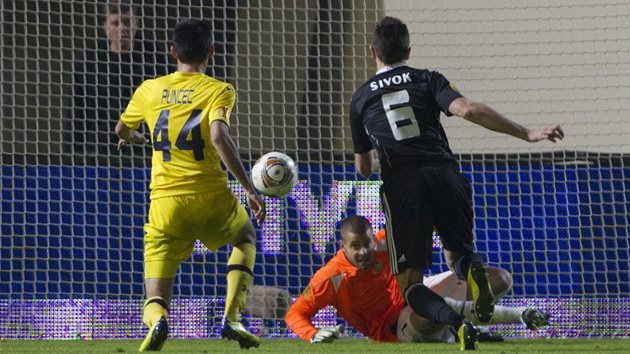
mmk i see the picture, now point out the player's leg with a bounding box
[225,219,256,322]
[428,267,511,302]
[457,267,549,329]
[394,268,468,331]
[417,271,501,342]
[428,268,516,326]
[139,278,173,352]
[454,300,550,329]
[394,268,478,350]
[382,184,477,350]
[429,268,550,330]
[221,219,261,349]
[398,270,508,345]
[197,189,260,349]
[396,305,457,343]
[484,267,513,299]
[444,249,495,324]
[435,165,495,324]
[454,294,549,329]
[383,185,462,329]
[139,195,197,352]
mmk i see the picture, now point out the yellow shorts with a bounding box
[143,188,249,278]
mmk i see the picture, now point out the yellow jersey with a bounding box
[121,72,235,199]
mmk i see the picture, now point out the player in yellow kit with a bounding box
[115,19,266,351]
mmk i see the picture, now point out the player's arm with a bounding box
[285,272,340,343]
[210,120,266,225]
[349,96,380,179]
[284,292,323,342]
[115,120,149,149]
[448,97,564,143]
[286,298,344,344]
[354,149,380,179]
[116,83,149,149]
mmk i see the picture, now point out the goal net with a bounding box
[1,0,629,340]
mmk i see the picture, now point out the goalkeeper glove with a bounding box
[310,325,344,343]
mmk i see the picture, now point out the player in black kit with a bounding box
[349,16,564,351]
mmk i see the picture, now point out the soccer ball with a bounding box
[251,152,298,197]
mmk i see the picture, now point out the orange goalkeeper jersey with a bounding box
[285,229,405,342]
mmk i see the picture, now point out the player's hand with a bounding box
[310,325,344,344]
[246,191,266,225]
[117,131,149,150]
[526,125,564,143]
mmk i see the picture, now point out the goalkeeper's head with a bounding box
[171,19,214,65]
[339,214,376,270]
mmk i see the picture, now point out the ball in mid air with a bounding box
[251,152,298,198]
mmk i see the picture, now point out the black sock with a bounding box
[404,282,465,329]
[452,253,484,280]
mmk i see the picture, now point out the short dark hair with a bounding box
[340,214,373,239]
[371,16,410,65]
[103,0,136,17]
[173,19,213,65]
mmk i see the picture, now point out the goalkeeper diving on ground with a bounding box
[286,215,550,347]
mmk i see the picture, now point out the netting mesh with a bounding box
[1,0,629,340]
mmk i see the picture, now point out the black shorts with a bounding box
[381,163,475,275]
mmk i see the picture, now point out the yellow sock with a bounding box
[142,296,169,327]
[224,243,256,322]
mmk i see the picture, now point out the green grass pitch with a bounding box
[0,338,627,354]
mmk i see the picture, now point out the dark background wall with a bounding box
[1,0,380,165]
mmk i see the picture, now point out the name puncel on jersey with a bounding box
[161,89,194,104]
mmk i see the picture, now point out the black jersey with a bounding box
[349,65,463,174]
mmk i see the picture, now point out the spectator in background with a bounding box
[64,0,171,167]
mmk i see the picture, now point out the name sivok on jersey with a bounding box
[370,72,411,91]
